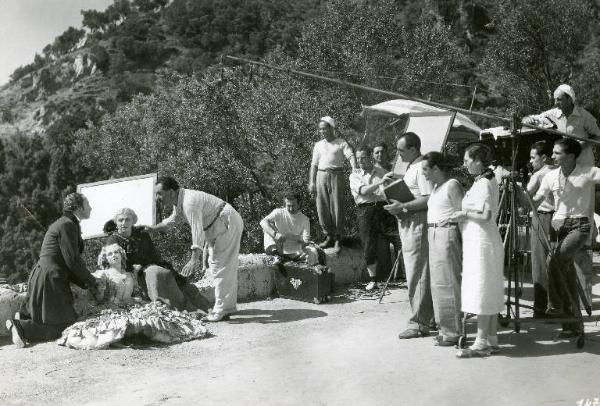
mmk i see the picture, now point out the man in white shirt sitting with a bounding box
[532,138,600,337]
[260,192,311,261]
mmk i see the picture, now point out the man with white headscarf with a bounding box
[523,84,599,311]
[523,84,600,166]
[308,116,357,252]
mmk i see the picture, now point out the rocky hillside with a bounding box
[0,0,320,137]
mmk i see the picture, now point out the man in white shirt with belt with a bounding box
[350,145,401,290]
[384,132,435,339]
[532,138,600,337]
[308,116,357,252]
[150,176,244,322]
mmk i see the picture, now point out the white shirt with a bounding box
[427,179,463,223]
[527,165,555,213]
[158,189,227,250]
[349,166,387,205]
[262,208,310,255]
[311,138,354,170]
[528,106,600,166]
[403,156,433,198]
[535,165,600,219]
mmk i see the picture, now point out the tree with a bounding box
[481,0,595,114]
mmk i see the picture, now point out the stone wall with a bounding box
[0,249,367,336]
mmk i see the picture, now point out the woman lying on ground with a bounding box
[104,208,209,312]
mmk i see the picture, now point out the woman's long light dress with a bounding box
[460,176,505,315]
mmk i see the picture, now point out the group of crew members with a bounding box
[5,84,599,360]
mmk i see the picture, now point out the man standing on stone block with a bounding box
[308,116,357,252]
[384,132,435,339]
[260,191,311,261]
[150,176,243,323]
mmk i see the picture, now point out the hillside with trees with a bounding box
[1,0,600,282]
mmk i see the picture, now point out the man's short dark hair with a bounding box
[531,140,553,158]
[63,192,85,213]
[399,132,421,151]
[283,190,300,203]
[423,151,454,173]
[356,144,372,155]
[156,176,180,191]
[373,142,387,151]
[554,138,582,159]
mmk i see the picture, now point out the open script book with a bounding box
[382,178,414,203]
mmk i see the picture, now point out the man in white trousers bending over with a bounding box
[150,176,244,322]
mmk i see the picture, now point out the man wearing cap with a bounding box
[308,116,357,251]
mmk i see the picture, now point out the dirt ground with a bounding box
[2,277,600,406]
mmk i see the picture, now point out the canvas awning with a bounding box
[364,99,482,134]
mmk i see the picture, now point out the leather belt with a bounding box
[204,202,227,231]
[357,201,385,208]
[318,168,344,172]
[427,222,459,228]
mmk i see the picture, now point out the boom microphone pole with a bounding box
[225,55,600,146]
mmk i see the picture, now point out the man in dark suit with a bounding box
[5,193,98,347]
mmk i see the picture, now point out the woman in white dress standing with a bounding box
[450,144,504,357]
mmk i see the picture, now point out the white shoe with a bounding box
[202,312,231,322]
[365,281,377,291]
[5,320,26,348]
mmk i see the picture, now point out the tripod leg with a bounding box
[379,252,401,304]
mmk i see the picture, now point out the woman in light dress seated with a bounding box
[93,243,137,305]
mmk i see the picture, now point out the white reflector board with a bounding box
[77,173,157,239]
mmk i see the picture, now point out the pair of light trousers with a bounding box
[398,210,434,332]
[316,169,345,237]
[207,205,244,315]
[428,224,462,340]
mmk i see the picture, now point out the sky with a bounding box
[0,0,114,85]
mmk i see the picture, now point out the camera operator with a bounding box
[531,138,600,337]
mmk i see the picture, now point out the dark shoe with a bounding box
[533,310,550,319]
[557,330,580,339]
[545,308,568,318]
[5,319,26,348]
[433,336,458,347]
[398,328,428,339]
[318,236,334,249]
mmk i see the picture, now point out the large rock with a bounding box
[0,250,369,335]
[0,284,27,336]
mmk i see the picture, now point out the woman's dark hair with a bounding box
[63,192,85,213]
[465,143,493,167]
[423,151,453,173]
[554,137,582,159]
[373,142,387,151]
[156,176,180,191]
